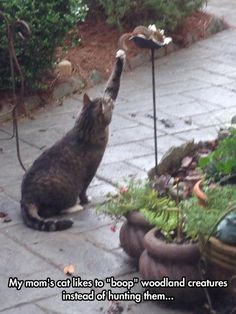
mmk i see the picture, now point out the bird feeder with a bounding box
[129,25,172,175]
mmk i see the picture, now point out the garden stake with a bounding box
[0,11,30,171]
[151,48,158,175]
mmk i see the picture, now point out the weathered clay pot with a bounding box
[194,180,236,296]
[139,228,204,304]
[199,236,236,297]
[119,211,153,260]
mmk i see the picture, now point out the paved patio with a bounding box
[1,1,236,313]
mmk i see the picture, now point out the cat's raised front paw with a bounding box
[116,49,126,60]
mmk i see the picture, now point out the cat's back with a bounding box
[22,129,80,186]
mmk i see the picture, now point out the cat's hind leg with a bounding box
[61,204,84,214]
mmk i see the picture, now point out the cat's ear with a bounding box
[83,93,91,107]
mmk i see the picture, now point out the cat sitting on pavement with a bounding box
[20,49,126,231]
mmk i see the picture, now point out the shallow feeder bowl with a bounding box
[131,36,164,50]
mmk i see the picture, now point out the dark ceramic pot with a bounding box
[139,228,204,304]
[119,211,153,261]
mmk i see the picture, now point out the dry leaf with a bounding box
[3,217,12,223]
[63,264,75,276]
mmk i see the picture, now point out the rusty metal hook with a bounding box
[0,11,31,171]
[13,20,31,40]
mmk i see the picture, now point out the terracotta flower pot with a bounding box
[193,180,207,207]
[119,211,153,261]
[139,228,204,304]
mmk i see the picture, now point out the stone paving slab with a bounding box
[1,2,236,313]
[18,128,63,151]
[129,109,200,135]
[206,0,236,26]
[28,236,136,280]
[69,208,113,234]
[97,161,147,186]
[0,194,21,229]
[0,233,54,286]
[110,113,139,131]
[212,107,236,124]
[109,125,155,146]
[190,68,236,86]
[142,135,185,153]
[177,127,219,142]
[35,272,193,314]
[1,179,22,202]
[101,142,154,165]
[1,268,69,311]
[0,304,49,314]
[83,223,123,251]
[127,154,162,172]
[183,85,236,109]
[2,227,136,281]
[159,99,220,118]
[87,181,117,204]
[188,112,222,127]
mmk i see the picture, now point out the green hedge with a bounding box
[0,0,88,91]
[87,0,206,31]
[0,0,206,92]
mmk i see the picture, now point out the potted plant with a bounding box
[191,128,236,298]
[185,182,236,298]
[101,179,207,304]
[198,127,236,185]
[99,180,177,261]
[139,183,205,305]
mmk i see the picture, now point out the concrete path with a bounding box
[1,1,236,313]
[206,0,236,26]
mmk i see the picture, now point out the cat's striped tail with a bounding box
[104,49,126,101]
[21,202,73,232]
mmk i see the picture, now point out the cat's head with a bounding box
[75,93,114,138]
[80,93,114,127]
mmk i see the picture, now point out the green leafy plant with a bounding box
[99,180,183,241]
[101,180,236,243]
[87,0,206,30]
[181,184,236,240]
[199,128,236,181]
[0,0,88,91]
[98,0,131,29]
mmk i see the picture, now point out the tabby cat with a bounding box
[21,49,126,231]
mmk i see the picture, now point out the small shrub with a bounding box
[199,128,236,181]
[87,0,207,30]
[0,0,88,91]
[99,180,181,240]
[181,185,236,239]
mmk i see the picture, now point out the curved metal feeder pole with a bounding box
[0,11,31,171]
